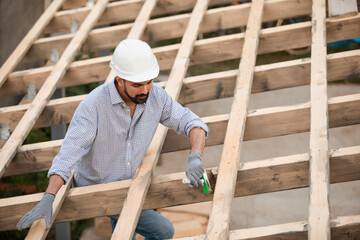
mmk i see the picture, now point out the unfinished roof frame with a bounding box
[0,0,359,239]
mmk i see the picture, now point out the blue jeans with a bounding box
[109,210,174,240]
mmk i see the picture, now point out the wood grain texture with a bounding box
[0,145,359,231]
[3,92,360,177]
[205,0,265,238]
[308,0,330,239]
[112,0,210,238]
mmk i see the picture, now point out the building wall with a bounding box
[0,0,45,106]
[0,0,44,67]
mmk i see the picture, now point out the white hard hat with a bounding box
[109,39,159,83]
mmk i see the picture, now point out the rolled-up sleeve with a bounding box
[159,88,209,137]
[48,98,98,183]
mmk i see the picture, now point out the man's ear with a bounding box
[115,76,124,87]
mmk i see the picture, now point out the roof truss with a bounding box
[0,0,359,239]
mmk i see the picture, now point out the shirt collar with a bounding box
[109,78,126,106]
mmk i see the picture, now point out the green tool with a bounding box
[201,171,213,194]
[182,170,215,194]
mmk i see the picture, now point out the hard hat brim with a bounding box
[110,57,159,83]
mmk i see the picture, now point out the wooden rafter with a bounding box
[25,171,74,240]
[1,145,359,231]
[0,0,359,238]
[111,0,210,238]
[3,14,359,99]
[3,92,360,178]
[206,0,265,238]
[308,0,330,239]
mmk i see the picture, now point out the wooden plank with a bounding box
[14,15,360,92]
[0,0,64,89]
[175,214,360,240]
[308,0,330,239]
[7,14,360,97]
[24,0,311,63]
[3,47,360,106]
[0,0,109,178]
[47,0,253,34]
[205,0,265,238]
[25,171,74,240]
[1,145,359,231]
[111,0,210,239]
[2,92,360,178]
[328,0,358,17]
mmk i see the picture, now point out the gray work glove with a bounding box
[17,193,55,230]
[186,152,204,187]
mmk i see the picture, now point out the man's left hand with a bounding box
[186,152,204,187]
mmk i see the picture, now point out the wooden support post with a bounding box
[25,171,74,240]
[205,0,265,239]
[328,0,358,17]
[0,0,109,178]
[308,0,330,239]
[111,0,210,239]
[0,0,64,89]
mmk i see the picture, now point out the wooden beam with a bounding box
[25,171,74,240]
[174,214,360,240]
[308,0,330,239]
[206,1,265,238]
[111,0,210,238]
[180,49,360,104]
[23,0,312,63]
[1,145,359,231]
[0,0,64,88]
[11,12,360,94]
[47,0,242,34]
[3,92,360,178]
[5,14,360,98]
[0,0,109,177]
[328,0,358,18]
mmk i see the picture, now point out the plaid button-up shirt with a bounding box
[48,80,209,187]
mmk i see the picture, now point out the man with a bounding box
[17,39,209,239]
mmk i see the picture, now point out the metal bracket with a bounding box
[70,20,78,34]
[50,48,60,63]
[27,83,37,99]
[0,123,10,140]
[87,0,95,7]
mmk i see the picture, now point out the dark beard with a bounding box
[123,82,149,104]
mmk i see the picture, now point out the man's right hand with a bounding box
[17,193,55,230]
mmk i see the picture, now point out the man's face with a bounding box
[121,79,153,104]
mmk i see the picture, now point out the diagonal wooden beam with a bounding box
[308,0,330,239]
[1,145,359,231]
[205,0,265,238]
[111,0,210,238]
[25,171,74,240]
[0,0,64,88]
[0,0,109,177]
